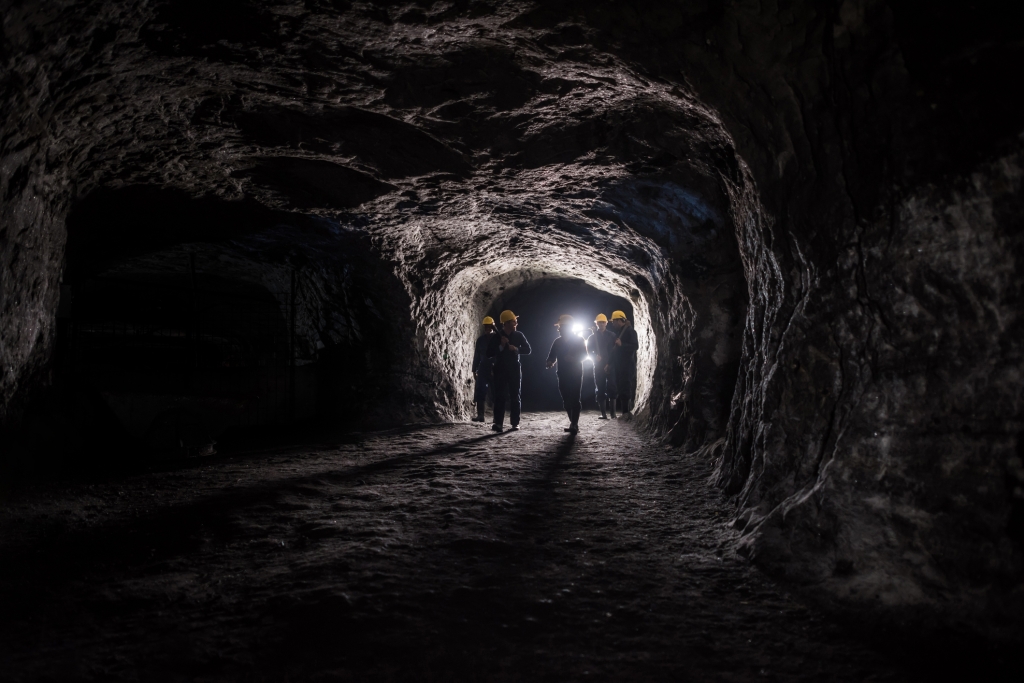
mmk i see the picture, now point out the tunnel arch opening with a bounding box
[450,266,657,420]
[388,171,752,447]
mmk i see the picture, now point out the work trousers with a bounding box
[492,372,522,427]
[558,372,583,425]
[473,372,491,405]
[594,365,617,403]
[614,364,635,412]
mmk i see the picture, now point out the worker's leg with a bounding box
[568,372,583,429]
[606,369,618,418]
[509,371,522,427]
[595,367,608,419]
[473,375,488,421]
[492,376,507,428]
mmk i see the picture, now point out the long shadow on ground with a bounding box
[0,431,505,588]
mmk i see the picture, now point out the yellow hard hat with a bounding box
[482,316,494,325]
[499,310,518,324]
[556,314,574,327]
[594,313,608,323]
[611,310,627,321]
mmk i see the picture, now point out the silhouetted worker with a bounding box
[587,313,617,419]
[546,314,589,434]
[471,316,497,422]
[608,310,639,415]
[487,309,531,432]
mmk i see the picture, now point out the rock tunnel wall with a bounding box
[1,0,1022,636]
[661,1,1023,633]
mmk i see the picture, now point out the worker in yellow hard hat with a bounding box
[545,315,589,434]
[486,310,531,432]
[607,310,638,415]
[587,313,617,419]
[471,316,498,422]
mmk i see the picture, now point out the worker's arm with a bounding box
[517,333,531,356]
[545,339,558,369]
[623,327,639,352]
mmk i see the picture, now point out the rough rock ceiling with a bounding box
[2,0,749,431]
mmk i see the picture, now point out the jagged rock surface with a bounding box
[1,0,1022,635]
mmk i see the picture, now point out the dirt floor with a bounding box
[0,412,983,681]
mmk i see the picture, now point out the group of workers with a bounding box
[470,309,639,434]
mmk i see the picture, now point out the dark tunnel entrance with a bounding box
[485,279,633,413]
[39,186,405,471]
[54,259,310,461]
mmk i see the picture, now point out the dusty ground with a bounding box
[0,413,959,681]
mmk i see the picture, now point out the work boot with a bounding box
[509,424,520,431]
[569,422,579,434]
[472,405,485,422]
[491,423,503,432]
[599,398,608,419]
[610,400,617,419]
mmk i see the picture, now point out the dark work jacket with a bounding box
[546,334,588,377]
[487,330,532,378]
[472,332,495,377]
[610,324,639,370]
[587,328,617,366]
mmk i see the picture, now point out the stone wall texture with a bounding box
[1,0,1021,635]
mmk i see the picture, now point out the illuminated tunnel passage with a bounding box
[485,278,633,413]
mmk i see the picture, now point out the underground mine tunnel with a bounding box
[1,0,1023,681]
